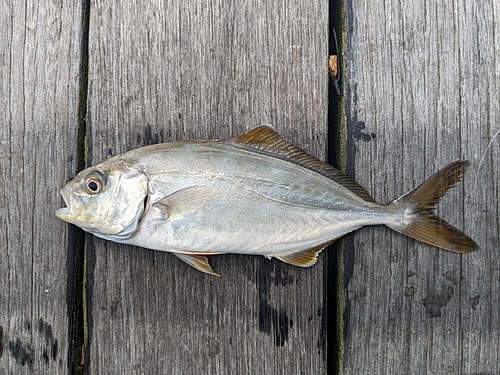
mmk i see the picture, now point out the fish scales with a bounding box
[56,125,478,275]
[123,142,387,254]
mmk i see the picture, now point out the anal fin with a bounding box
[173,253,220,276]
[275,243,331,267]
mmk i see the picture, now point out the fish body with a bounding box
[56,126,478,275]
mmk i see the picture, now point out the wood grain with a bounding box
[342,1,500,373]
[0,0,84,373]
[86,0,328,374]
[8,1,493,373]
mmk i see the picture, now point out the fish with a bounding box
[56,125,478,275]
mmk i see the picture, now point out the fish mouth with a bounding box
[55,187,102,234]
[56,188,81,222]
[55,206,70,219]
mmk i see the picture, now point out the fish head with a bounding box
[56,159,150,239]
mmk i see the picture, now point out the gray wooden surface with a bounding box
[2,0,499,374]
[0,0,84,374]
[342,1,500,374]
[86,0,327,374]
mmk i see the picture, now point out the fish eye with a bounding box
[87,180,99,192]
[84,173,105,195]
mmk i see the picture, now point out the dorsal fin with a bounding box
[231,125,375,202]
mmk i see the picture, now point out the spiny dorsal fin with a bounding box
[274,242,332,267]
[173,253,220,276]
[232,125,375,202]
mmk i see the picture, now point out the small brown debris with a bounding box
[329,55,338,78]
[329,28,341,96]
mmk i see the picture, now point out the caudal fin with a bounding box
[387,161,478,253]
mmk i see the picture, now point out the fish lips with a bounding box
[56,187,84,223]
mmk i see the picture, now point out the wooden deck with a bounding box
[1,0,498,374]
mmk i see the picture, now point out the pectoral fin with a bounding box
[153,186,212,220]
[275,243,331,267]
[173,253,220,276]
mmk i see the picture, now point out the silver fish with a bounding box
[56,125,478,275]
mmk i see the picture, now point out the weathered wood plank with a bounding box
[342,1,500,373]
[0,0,84,373]
[87,0,328,374]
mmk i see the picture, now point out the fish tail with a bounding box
[386,160,478,253]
